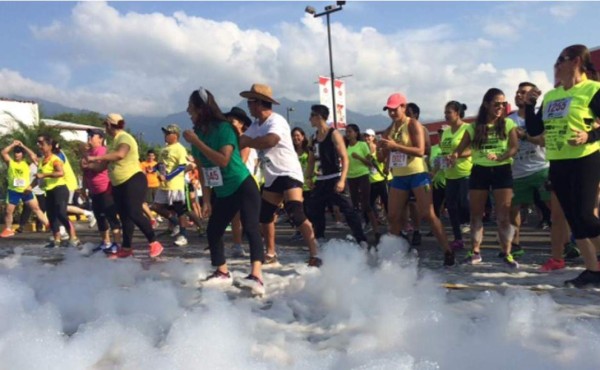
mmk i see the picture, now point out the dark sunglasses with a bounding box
[493,102,508,108]
[555,55,571,66]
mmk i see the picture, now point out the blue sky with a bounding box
[0,1,598,121]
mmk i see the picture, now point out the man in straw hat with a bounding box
[239,83,321,267]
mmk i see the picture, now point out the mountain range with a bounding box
[13,95,392,145]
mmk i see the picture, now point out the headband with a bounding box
[198,86,208,104]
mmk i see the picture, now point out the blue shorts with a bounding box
[390,172,431,191]
[6,189,35,205]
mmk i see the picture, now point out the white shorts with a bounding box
[154,189,186,205]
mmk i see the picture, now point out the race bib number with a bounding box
[13,178,27,188]
[434,156,449,170]
[202,167,223,187]
[543,98,572,120]
[389,151,407,168]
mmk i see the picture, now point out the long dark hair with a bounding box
[189,88,229,132]
[345,123,362,147]
[472,88,507,150]
[562,44,599,81]
[291,127,308,154]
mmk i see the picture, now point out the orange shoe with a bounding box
[0,229,15,238]
[107,248,133,260]
[540,258,565,272]
[149,241,164,258]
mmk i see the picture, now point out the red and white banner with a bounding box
[318,76,346,129]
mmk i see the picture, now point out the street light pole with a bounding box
[286,107,295,123]
[306,2,345,129]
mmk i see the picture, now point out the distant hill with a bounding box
[8,95,392,145]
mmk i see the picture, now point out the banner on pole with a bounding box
[318,76,346,129]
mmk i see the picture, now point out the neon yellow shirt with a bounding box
[347,141,371,179]
[39,154,66,191]
[109,131,141,186]
[389,121,427,176]
[466,118,516,167]
[7,159,30,192]
[439,124,472,179]
[159,142,188,191]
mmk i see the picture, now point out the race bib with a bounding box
[389,151,407,168]
[543,98,572,120]
[202,167,223,187]
[13,178,27,188]
[433,156,449,170]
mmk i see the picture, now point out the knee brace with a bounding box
[259,199,279,224]
[284,200,307,227]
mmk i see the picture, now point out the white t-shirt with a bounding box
[507,112,549,179]
[243,112,304,187]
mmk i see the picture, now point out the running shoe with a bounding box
[108,248,133,259]
[264,254,278,265]
[511,243,525,258]
[460,224,471,234]
[563,242,581,260]
[462,251,482,265]
[540,258,565,272]
[449,239,464,252]
[149,241,164,258]
[564,270,600,288]
[202,270,233,287]
[307,256,323,267]
[0,228,15,238]
[502,254,519,269]
[169,225,181,237]
[103,242,119,255]
[443,250,456,267]
[231,244,246,258]
[174,235,188,247]
[88,214,97,229]
[45,240,59,249]
[92,241,112,253]
[237,274,265,296]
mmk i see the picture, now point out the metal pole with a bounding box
[286,108,290,123]
[326,12,337,129]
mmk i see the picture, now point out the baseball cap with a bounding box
[161,124,181,135]
[383,93,407,111]
[105,113,124,126]
[87,128,105,138]
[365,129,376,136]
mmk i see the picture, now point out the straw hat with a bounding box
[239,83,280,105]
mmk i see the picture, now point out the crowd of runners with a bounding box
[1,44,600,292]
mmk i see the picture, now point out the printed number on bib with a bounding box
[389,151,408,168]
[202,167,223,187]
[13,178,27,188]
[543,98,572,120]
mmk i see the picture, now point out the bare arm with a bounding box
[332,130,349,186]
[242,133,281,150]
[496,127,519,162]
[1,142,16,163]
[184,130,233,168]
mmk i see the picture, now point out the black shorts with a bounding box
[263,176,303,194]
[469,164,513,190]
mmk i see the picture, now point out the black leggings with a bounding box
[369,180,389,213]
[91,191,121,233]
[207,176,264,267]
[112,172,155,248]
[432,184,446,219]
[46,185,71,234]
[550,151,600,239]
[347,175,373,213]
[445,177,470,240]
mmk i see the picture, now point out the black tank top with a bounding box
[312,128,341,179]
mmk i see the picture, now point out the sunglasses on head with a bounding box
[555,55,571,66]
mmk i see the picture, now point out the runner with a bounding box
[140,149,159,228]
[1,140,49,237]
[239,84,321,267]
[184,87,265,295]
[87,114,163,259]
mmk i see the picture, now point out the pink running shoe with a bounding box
[540,258,565,272]
[149,241,164,258]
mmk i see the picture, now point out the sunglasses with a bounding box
[493,101,508,108]
[36,140,45,145]
[555,55,571,66]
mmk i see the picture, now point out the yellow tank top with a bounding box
[109,131,142,186]
[7,159,31,192]
[60,153,78,191]
[389,120,427,177]
[39,154,66,191]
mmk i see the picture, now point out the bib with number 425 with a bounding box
[202,167,223,187]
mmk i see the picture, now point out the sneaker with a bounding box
[150,219,159,229]
[88,214,97,229]
[59,226,69,241]
[289,231,303,242]
[462,251,482,265]
[307,256,323,267]
[411,231,422,246]
[264,254,278,265]
[443,250,456,267]
[202,270,233,287]
[237,274,265,295]
[502,254,519,269]
[564,270,600,288]
[563,242,581,260]
[92,241,112,253]
[540,258,565,272]
[450,239,465,251]
[149,241,164,258]
[0,228,15,238]
[104,242,119,255]
[60,238,80,248]
[169,225,181,238]
[174,235,188,247]
[231,244,246,258]
[108,248,133,259]
[460,224,471,234]
[511,243,525,258]
[45,240,59,249]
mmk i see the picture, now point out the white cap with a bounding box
[365,128,376,136]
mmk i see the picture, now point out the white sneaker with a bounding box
[231,244,246,257]
[461,224,471,234]
[202,270,233,288]
[236,275,265,296]
[59,226,69,240]
[170,225,181,237]
[174,235,188,246]
[87,213,97,229]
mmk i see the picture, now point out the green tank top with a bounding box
[542,79,600,160]
[439,124,472,179]
[466,118,517,167]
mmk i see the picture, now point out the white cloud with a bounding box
[0,1,553,122]
[548,4,579,23]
